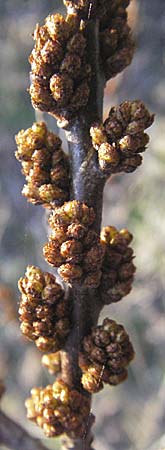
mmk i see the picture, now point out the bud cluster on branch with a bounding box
[15,122,69,207]
[99,0,134,80]
[18,266,71,352]
[90,100,154,174]
[80,318,134,393]
[29,12,91,122]
[25,380,90,438]
[43,200,105,287]
[100,226,136,304]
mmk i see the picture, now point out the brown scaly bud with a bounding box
[29,12,91,123]
[41,352,61,375]
[90,100,154,175]
[80,318,134,393]
[98,1,134,80]
[15,122,69,208]
[50,74,74,106]
[100,226,136,304]
[25,380,90,438]
[43,201,105,287]
[18,266,71,352]
[81,371,103,394]
[103,37,134,81]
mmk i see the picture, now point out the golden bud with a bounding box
[42,352,61,374]
[90,123,107,149]
[45,14,70,42]
[50,73,73,106]
[81,371,103,394]
[98,142,119,166]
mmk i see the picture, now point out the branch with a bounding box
[60,18,106,450]
[0,410,48,450]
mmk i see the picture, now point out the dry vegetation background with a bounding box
[0,1,165,449]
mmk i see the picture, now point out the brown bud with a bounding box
[60,239,83,259]
[42,352,61,374]
[98,142,120,166]
[83,270,102,288]
[39,184,67,205]
[67,223,86,240]
[90,123,107,149]
[45,14,70,42]
[58,263,83,282]
[90,346,107,364]
[70,81,90,110]
[81,371,103,393]
[67,32,86,56]
[60,53,82,78]
[41,39,64,65]
[104,118,123,141]
[50,73,74,106]
[43,241,64,267]
[83,243,105,271]
[36,336,58,352]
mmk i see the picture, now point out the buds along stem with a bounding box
[15,1,154,449]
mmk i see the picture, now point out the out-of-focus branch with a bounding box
[0,410,48,450]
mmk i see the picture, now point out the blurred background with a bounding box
[0,0,165,449]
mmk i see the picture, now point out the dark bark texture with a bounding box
[60,18,106,450]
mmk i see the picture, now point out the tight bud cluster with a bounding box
[100,226,136,304]
[29,12,91,122]
[25,380,90,438]
[43,200,105,287]
[18,266,71,352]
[63,1,134,80]
[80,318,134,393]
[90,100,154,174]
[15,122,69,208]
[99,0,134,80]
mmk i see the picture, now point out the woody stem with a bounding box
[60,18,106,450]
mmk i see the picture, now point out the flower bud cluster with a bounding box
[18,266,71,352]
[43,200,105,287]
[63,1,134,79]
[90,100,154,174]
[80,318,134,393]
[29,13,91,122]
[42,352,61,375]
[99,0,134,80]
[25,379,90,438]
[100,226,136,304]
[15,122,69,208]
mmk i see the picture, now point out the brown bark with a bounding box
[60,19,106,450]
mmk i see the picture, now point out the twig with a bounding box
[60,18,105,449]
[0,410,48,450]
